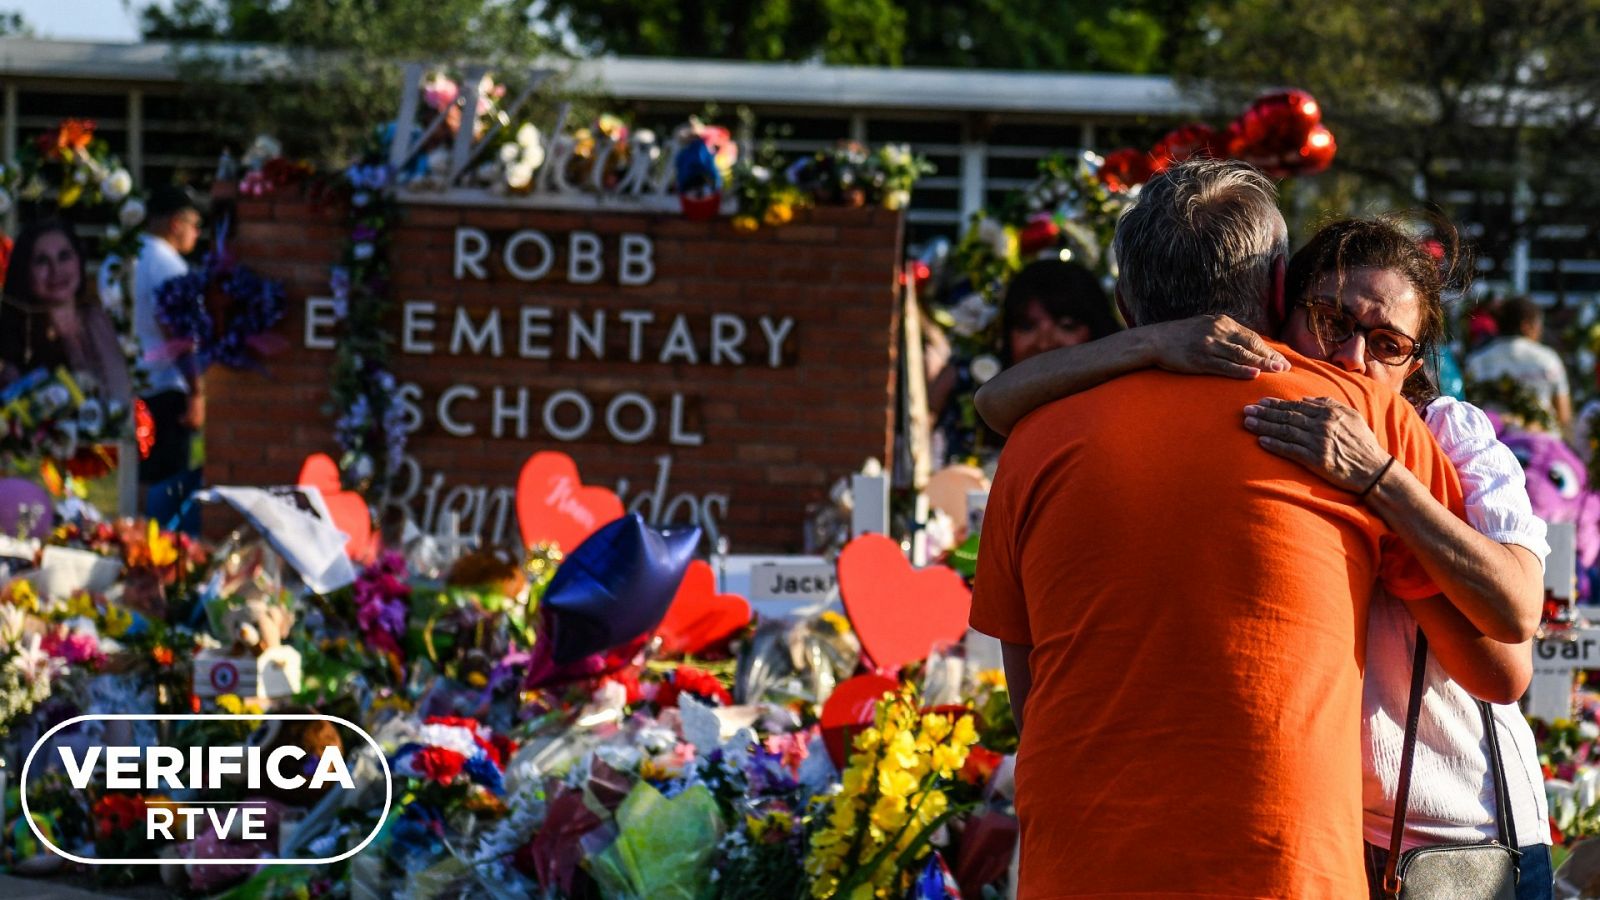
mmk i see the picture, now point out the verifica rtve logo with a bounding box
[21,713,392,865]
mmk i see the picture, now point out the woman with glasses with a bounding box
[975,216,1553,899]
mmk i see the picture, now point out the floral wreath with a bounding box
[152,240,288,372]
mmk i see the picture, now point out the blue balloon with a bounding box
[540,514,701,664]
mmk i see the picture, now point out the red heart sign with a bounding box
[298,453,377,563]
[656,560,752,656]
[516,452,624,552]
[820,673,900,768]
[838,533,971,671]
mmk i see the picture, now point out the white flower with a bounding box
[0,605,25,648]
[976,217,1010,258]
[118,198,146,229]
[499,143,521,165]
[970,354,1002,385]
[506,164,535,190]
[101,168,132,202]
[1581,721,1600,741]
[949,294,998,338]
[516,123,540,149]
[12,634,57,684]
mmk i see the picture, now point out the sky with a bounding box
[7,1,145,42]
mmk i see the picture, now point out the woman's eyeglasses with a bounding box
[1299,299,1421,366]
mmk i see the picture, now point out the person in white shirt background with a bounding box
[1467,296,1573,435]
[133,185,203,517]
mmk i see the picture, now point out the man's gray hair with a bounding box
[1112,159,1287,330]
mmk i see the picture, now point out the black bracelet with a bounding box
[1357,457,1397,501]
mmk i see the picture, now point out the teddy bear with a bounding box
[220,596,295,656]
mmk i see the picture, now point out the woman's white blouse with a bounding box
[1362,396,1551,849]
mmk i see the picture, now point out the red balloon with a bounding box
[1227,89,1322,160]
[1295,124,1337,175]
[1098,148,1155,192]
[1150,123,1217,170]
[820,674,900,768]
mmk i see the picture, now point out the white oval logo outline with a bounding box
[20,713,394,866]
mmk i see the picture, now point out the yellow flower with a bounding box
[819,611,851,634]
[931,743,967,777]
[976,668,1007,689]
[920,713,952,743]
[852,726,881,752]
[763,202,793,226]
[101,603,132,638]
[64,591,97,620]
[951,715,978,748]
[467,671,488,688]
[877,767,917,799]
[915,788,949,826]
[732,215,760,233]
[883,730,919,771]
[215,694,244,715]
[146,520,178,568]
[6,580,39,613]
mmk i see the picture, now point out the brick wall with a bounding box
[205,196,904,552]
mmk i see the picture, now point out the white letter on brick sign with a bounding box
[669,393,703,446]
[451,308,503,357]
[438,385,479,436]
[619,233,655,286]
[658,314,699,365]
[454,227,491,279]
[402,301,437,354]
[758,316,796,367]
[606,392,657,444]
[504,229,554,281]
[710,314,745,365]
[304,297,339,349]
[520,306,553,359]
[492,387,530,439]
[568,231,604,284]
[543,390,594,442]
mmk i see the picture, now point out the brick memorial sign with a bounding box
[203,198,904,552]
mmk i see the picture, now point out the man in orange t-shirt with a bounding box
[971,160,1464,899]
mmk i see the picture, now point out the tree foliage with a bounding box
[139,0,548,160]
[546,0,1207,72]
[1179,0,1600,297]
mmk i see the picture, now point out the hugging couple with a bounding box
[972,158,1551,899]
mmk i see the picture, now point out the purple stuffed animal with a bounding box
[1494,416,1600,600]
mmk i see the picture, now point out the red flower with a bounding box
[152,646,174,667]
[656,665,733,708]
[1551,815,1565,845]
[94,794,146,838]
[960,746,1004,786]
[605,669,645,706]
[412,747,467,783]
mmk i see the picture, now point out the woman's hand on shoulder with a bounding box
[1243,396,1391,493]
[1146,315,1290,379]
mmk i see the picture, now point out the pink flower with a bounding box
[42,629,104,667]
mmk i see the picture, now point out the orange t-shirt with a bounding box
[971,343,1464,900]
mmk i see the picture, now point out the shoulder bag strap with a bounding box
[1477,698,1520,853]
[1383,627,1432,896]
